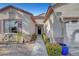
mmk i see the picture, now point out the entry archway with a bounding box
[35,24,44,35]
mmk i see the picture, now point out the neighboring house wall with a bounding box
[66,22,79,44]
[44,18,54,43]
[0,7,35,36]
[22,15,35,35]
[54,3,79,17]
[52,3,79,45]
[35,19,44,24]
[44,18,51,38]
[16,10,35,35]
[45,12,63,43]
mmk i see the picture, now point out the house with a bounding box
[0,3,79,55]
[1,4,79,47]
[44,3,79,45]
[44,5,63,44]
[40,3,79,55]
[0,5,36,43]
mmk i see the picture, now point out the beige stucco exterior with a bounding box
[0,6,35,35]
[1,4,79,46]
[0,6,35,43]
[46,3,79,45]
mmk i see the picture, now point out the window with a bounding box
[4,20,22,33]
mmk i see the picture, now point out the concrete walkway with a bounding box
[31,36,48,56]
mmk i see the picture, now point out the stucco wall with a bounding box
[35,19,44,24]
[44,19,51,37]
[0,7,35,35]
[53,3,79,45]
[44,15,54,43]
[54,3,79,17]
[22,14,35,35]
[44,12,63,43]
[66,22,79,43]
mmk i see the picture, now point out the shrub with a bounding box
[31,33,37,41]
[16,32,22,43]
[46,43,62,56]
[42,33,50,44]
[42,33,62,56]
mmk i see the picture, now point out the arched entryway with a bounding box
[35,24,44,35]
[38,26,41,35]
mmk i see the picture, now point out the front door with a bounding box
[38,26,41,35]
[36,24,44,35]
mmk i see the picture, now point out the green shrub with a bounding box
[16,32,22,43]
[31,33,37,41]
[46,43,62,56]
[42,33,50,44]
[42,33,62,56]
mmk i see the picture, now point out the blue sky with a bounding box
[0,3,50,16]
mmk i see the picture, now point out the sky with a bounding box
[0,3,50,16]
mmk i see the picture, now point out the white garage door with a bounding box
[75,33,79,43]
[66,20,79,43]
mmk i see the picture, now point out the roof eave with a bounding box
[44,7,54,23]
[0,5,33,16]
